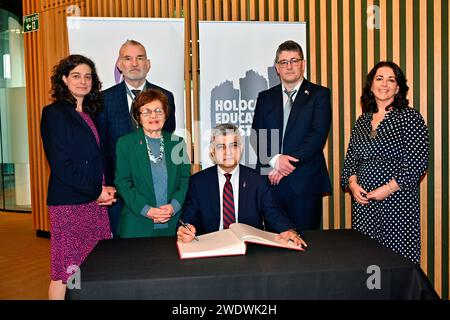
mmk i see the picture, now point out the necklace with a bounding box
[370,110,391,139]
[145,136,165,163]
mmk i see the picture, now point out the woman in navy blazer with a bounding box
[40,55,116,299]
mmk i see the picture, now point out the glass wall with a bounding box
[0,8,31,212]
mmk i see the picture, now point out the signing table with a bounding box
[67,229,437,300]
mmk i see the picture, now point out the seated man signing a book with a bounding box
[177,123,307,248]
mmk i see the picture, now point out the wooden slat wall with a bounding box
[23,0,449,298]
[447,0,450,300]
[319,0,329,229]
[419,0,429,277]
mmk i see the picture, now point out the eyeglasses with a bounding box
[276,58,303,68]
[214,142,240,151]
[139,108,164,117]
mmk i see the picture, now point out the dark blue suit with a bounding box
[251,80,331,230]
[40,101,103,205]
[97,80,176,235]
[180,165,295,235]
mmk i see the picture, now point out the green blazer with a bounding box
[114,129,191,238]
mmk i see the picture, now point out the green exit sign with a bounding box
[23,13,39,33]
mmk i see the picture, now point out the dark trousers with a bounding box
[272,183,323,231]
[107,198,123,238]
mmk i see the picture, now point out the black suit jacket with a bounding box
[97,80,176,185]
[251,80,332,196]
[180,165,295,235]
[40,101,103,205]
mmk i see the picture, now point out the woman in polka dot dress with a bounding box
[341,61,429,264]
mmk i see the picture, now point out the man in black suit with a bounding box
[177,124,306,248]
[97,39,176,236]
[251,40,331,230]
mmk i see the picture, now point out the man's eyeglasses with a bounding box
[276,58,303,68]
[139,108,164,117]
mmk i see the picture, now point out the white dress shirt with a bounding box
[125,82,146,111]
[217,165,240,230]
[269,79,303,168]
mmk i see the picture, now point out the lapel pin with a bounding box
[139,140,143,145]
[243,181,246,188]
[304,90,310,95]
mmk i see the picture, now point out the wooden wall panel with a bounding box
[319,0,329,230]
[343,0,352,229]
[331,0,340,229]
[448,0,450,300]
[23,0,449,299]
[308,0,316,83]
[433,0,443,298]
[419,0,429,276]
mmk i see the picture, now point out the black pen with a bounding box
[179,219,199,241]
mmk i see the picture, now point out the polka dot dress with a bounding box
[341,107,429,264]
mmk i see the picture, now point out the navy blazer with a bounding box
[97,80,176,185]
[180,164,295,235]
[251,80,332,196]
[40,101,103,205]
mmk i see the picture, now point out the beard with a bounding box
[123,69,147,81]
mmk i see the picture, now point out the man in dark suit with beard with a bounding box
[97,40,176,236]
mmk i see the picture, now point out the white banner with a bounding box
[199,21,307,168]
[67,17,185,134]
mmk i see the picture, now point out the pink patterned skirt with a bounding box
[49,201,111,283]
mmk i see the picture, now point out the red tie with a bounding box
[223,173,236,229]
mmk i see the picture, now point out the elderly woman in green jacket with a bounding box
[114,89,191,237]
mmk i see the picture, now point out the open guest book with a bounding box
[177,223,303,259]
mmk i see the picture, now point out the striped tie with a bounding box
[130,89,141,131]
[223,173,236,229]
[282,89,297,152]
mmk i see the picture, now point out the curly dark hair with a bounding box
[50,54,103,117]
[360,61,409,113]
[131,89,170,126]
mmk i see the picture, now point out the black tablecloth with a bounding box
[67,229,438,300]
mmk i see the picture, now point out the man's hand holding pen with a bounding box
[177,220,199,243]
